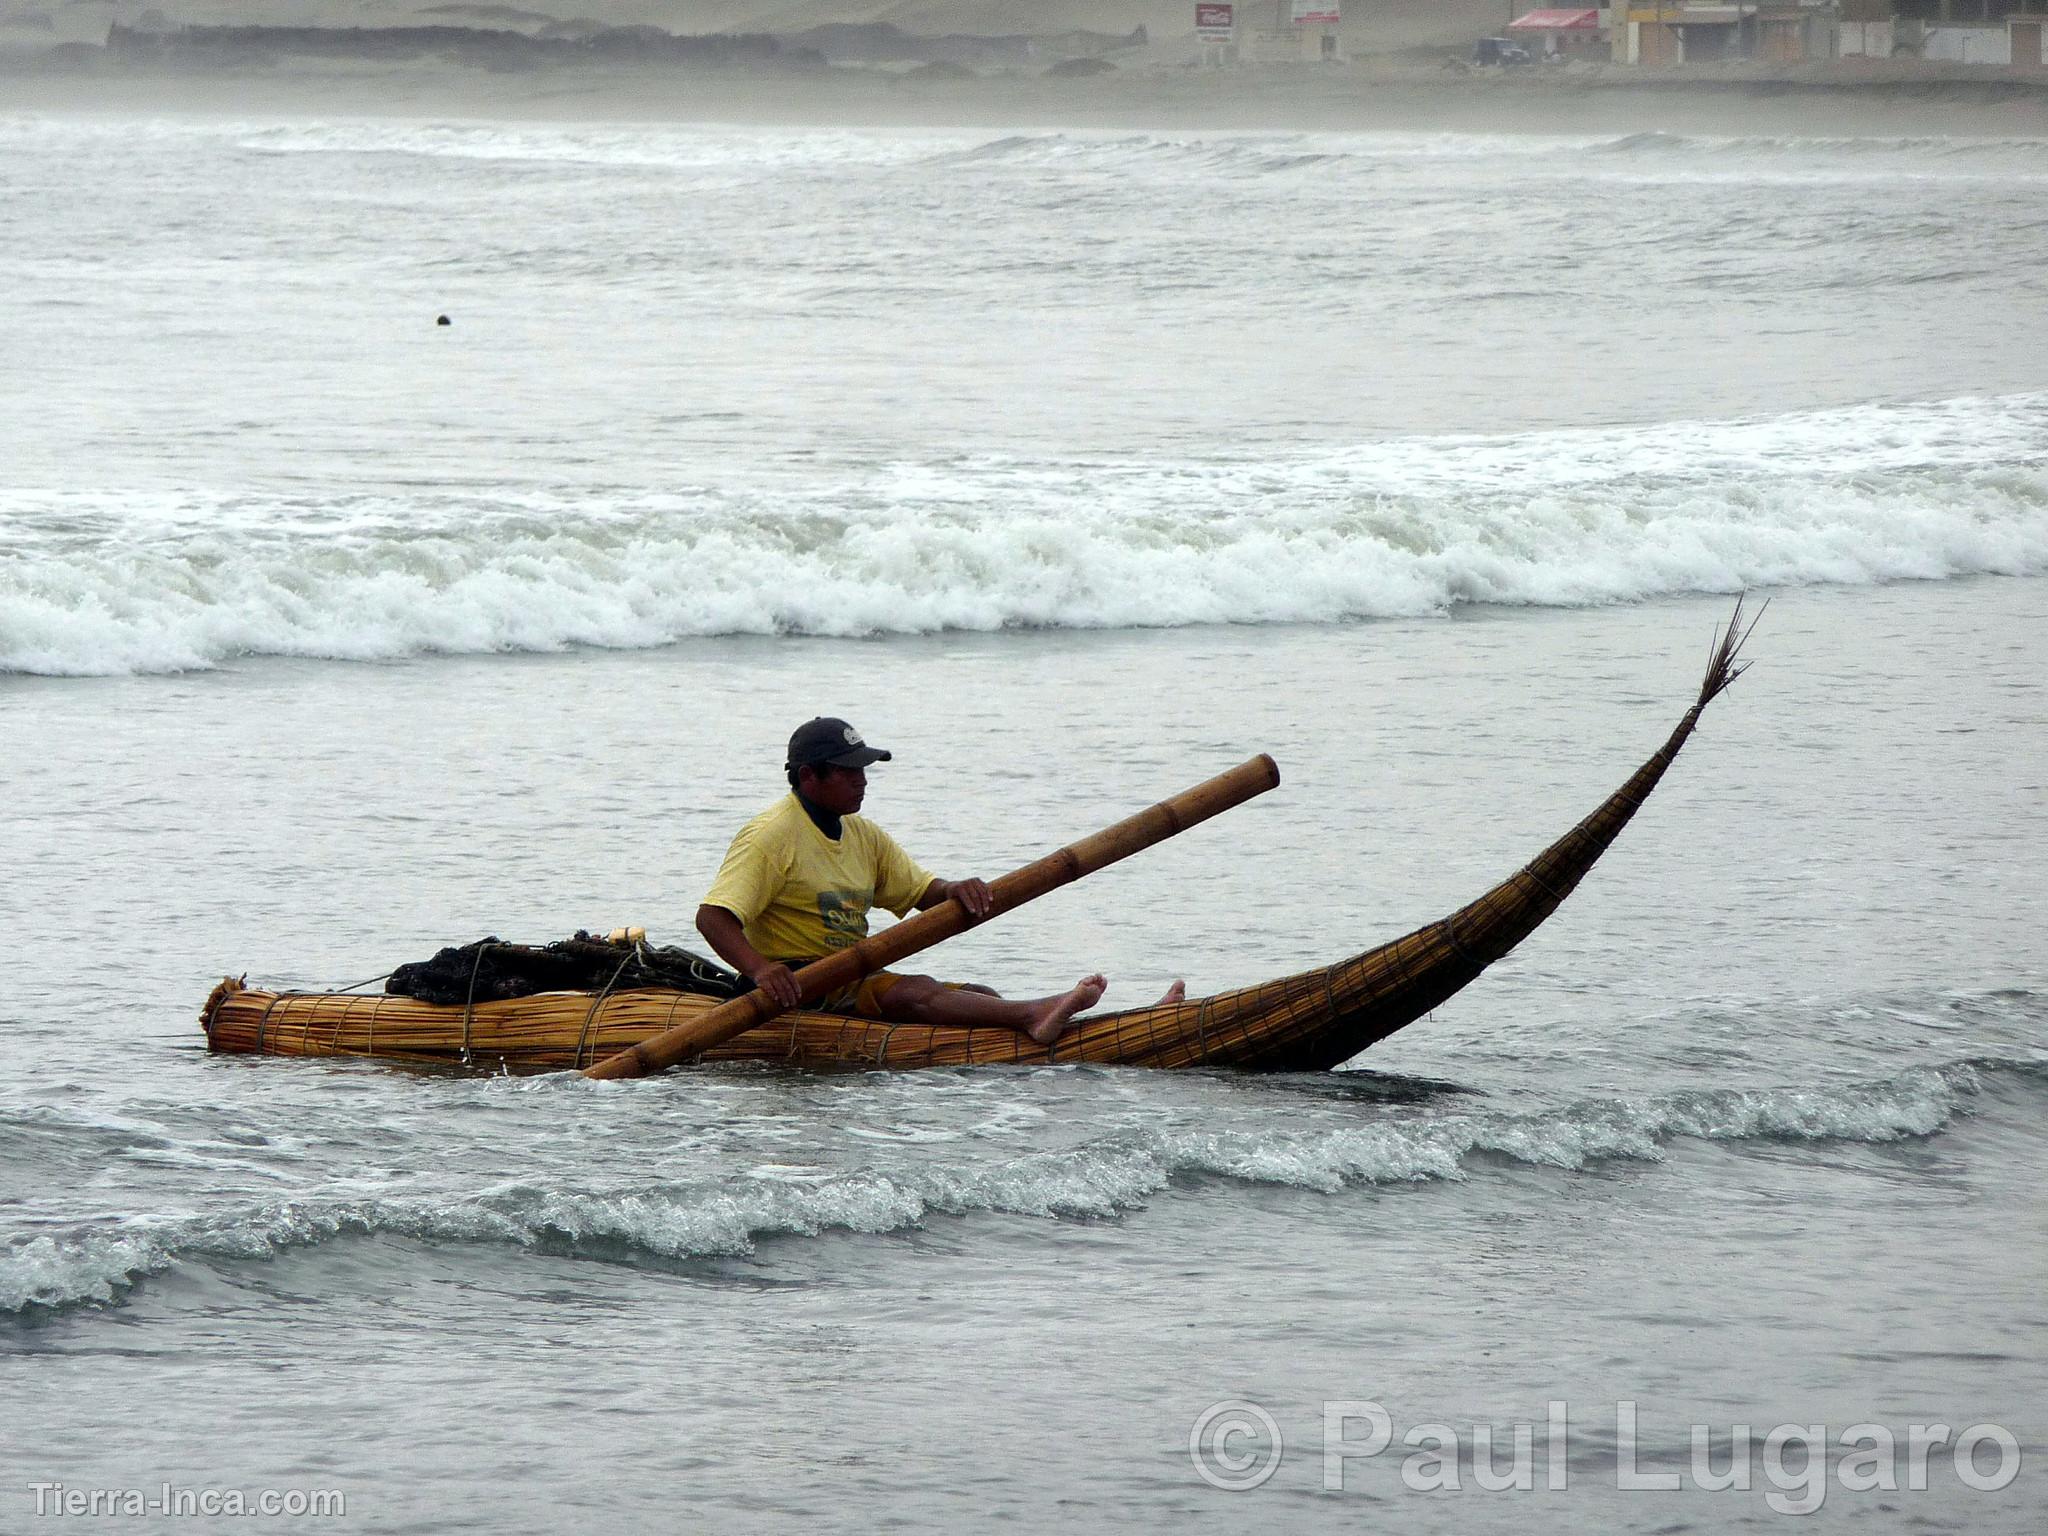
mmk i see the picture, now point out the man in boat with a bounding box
[696,717,1178,1045]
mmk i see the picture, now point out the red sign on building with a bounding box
[1196,3,1236,40]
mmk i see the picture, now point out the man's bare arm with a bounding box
[696,904,800,1008]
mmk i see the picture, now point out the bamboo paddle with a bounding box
[581,754,1281,1080]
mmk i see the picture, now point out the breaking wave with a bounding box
[0,116,940,173]
[1593,129,2048,165]
[6,396,2045,675]
[9,118,2040,181]
[939,128,2048,179]
[5,1056,2032,1316]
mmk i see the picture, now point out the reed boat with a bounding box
[201,606,1757,1075]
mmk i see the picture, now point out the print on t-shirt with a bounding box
[816,887,875,947]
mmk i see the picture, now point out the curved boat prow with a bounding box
[1079,597,1764,1070]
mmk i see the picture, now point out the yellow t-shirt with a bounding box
[701,794,936,964]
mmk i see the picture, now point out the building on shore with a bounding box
[1610,0,2048,61]
[1853,0,2047,61]
[1223,2,1345,61]
[1614,3,1840,64]
[2014,12,2048,63]
[1507,8,1610,57]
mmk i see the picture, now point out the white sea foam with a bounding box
[943,128,2048,181]
[0,116,949,172]
[8,117,2037,181]
[0,1060,2012,1314]
[231,120,946,173]
[5,398,2043,676]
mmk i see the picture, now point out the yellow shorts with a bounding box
[806,969,964,1019]
[814,969,906,1019]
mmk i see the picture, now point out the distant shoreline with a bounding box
[10,50,2048,137]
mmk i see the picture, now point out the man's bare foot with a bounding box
[1158,980,1187,1005]
[1026,973,1108,1045]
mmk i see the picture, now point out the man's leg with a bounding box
[873,974,1107,1046]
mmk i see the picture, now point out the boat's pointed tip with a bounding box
[1698,592,1765,709]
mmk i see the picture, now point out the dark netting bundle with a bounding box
[386,932,746,1006]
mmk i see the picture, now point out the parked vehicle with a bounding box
[1472,35,1533,66]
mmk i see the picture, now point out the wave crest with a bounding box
[7,397,2044,675]
[4,1058,2020,1316]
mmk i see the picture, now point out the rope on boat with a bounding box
[572,943,643,1071]
[1444,911,1483,968]
[253,992,288,1055]
[340,992,366,1062]
[329,971,396,995]
[459,943,493,1067]
[1519,862,1568,904]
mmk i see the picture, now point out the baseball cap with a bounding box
[786,717,892,771]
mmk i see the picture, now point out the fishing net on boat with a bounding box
[386,932,745,1006]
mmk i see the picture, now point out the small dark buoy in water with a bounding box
[436,314,451,326]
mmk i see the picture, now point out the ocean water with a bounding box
[2,115,2045,1533]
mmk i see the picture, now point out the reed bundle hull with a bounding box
[200,974,1402,1074]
